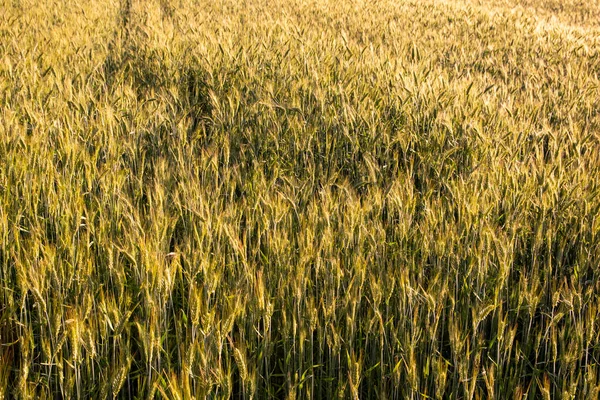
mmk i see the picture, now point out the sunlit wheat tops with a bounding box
[1,0,600,398]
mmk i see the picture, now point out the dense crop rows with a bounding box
[1,0,600,398]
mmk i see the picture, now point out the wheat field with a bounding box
[1,0,599,398]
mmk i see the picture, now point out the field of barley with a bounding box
[1,0,600,398]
